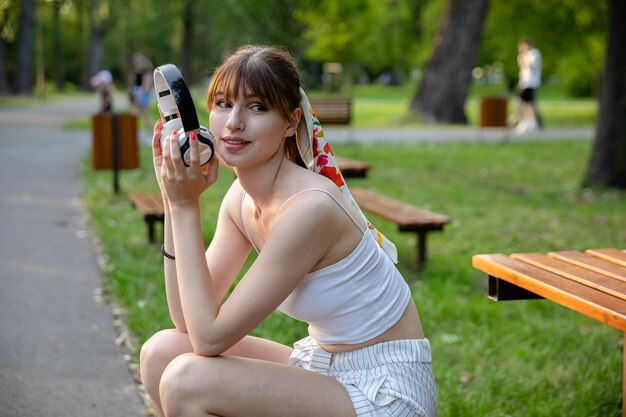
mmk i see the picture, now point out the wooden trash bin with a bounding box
[91,113,139,170]
[479,97,508,127]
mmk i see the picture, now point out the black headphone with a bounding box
[153,64,214,166]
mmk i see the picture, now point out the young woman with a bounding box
[140,45,437,417]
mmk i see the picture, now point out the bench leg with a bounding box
[147,219,156,244]
[416,231,427,270]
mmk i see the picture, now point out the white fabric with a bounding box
[518,48,542,89]
[275,190,411,345]
[290,336,438,417]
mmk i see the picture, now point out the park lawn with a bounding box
[82,138,624,416]
[350,82,597,128]
[57,81,597,130]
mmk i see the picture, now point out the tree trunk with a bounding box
[74,0,87,89]
[584,0,626,189]
[0,35,8,94]
[84,0,107,90]
[0,4,11,93]
[53,0,65,91]
[16,0,36,94]
[180,0,194,82]
[410,0,489,123]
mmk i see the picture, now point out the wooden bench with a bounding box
[128,192,165,244]
[472,248,626,415]
[335,157,370,178]
[309,97,352,125]
[350,187,451,269]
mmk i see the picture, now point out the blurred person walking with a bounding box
[514,37,542,135]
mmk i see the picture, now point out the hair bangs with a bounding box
[207,49,293,119]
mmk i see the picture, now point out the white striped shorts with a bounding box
[289,336,438,417]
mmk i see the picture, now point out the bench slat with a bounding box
[351,187,450,231]
[586,248,626,267]
[549,250,626,282]
[472,253,626,332]
[129,192,164,218]
[512,253,626,301]
[309,97,352,125]
[350,187,450,268]
[335,157,370,178]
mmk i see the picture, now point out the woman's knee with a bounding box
[140,329,190,381]
[159,353,219,416]
[141,330,173,364]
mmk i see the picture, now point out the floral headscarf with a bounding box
[297,88,398,264]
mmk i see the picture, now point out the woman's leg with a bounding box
[159,353,358,417]
[140,329,293,417]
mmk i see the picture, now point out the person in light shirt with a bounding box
[515,37,542,135]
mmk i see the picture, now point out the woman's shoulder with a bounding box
[283,172,345,205]
[219,179,245,212]
[297,167,345,194]
[279,177,353,225]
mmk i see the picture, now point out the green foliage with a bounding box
[558,36,606,97]
[83,136,625,416]
[299,0,424,77]
[4,0,609,97]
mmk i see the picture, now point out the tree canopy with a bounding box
[2,0,608,96]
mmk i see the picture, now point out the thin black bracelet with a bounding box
[161,244,175,260]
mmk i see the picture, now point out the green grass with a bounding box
[349,82,597,128]
[82,138,625,416]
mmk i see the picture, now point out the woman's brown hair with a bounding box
[207,45,304,166]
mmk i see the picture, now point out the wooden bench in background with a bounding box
[128,186,451,269]
[129,192,165,244]
[309,97,352,125]
[335,157,370,178]
[351,187,451,269]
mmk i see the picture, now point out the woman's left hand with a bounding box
[161,130,219,207]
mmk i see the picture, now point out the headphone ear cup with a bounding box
[177,128,214,167]
[161,119,184,152]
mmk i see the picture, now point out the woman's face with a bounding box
[209,86,297,168]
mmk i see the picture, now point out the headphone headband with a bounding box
[153,64,200,132]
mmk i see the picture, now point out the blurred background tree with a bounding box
[410,0,489,123]
[584,0,626,188]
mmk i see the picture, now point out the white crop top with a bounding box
[241,188,412,345]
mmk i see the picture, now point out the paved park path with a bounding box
[0,94,147,417]
[0,93,594,417]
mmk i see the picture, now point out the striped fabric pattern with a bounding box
[289,336,438,417]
